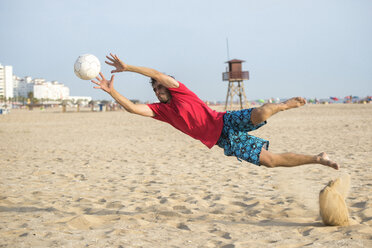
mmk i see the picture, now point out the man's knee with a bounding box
[259,149,276,168]
[251,108,264,126]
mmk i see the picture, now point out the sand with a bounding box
[0,104,371,247]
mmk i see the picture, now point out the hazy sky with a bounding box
[1,0,371,102]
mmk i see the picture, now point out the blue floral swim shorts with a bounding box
[217,108,269,166]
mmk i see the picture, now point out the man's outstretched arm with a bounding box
[105,53,179,89]
[91,73,154,117]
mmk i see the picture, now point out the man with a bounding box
[91,53,339,170]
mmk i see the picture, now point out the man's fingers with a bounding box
[99,72,106,80]
[111,69,120,73]
[106,56,115,63]
[110,53,116,60]
[105,60,114,66]
[110,53,120,61]
[93,86,101,89]
[95,74,102,80]
[91,79,99,85]
[110,74,115,82]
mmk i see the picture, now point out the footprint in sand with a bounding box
[209,227,232,240]
[172,205,193,214]
[319,174,351,226]
[58,215,116,230]
[176,223,191,231]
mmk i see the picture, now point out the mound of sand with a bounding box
[319,174,351,226]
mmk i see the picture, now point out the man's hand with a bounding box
[104,53,179,89]
[91,72,115,94]
[105,53,127,73]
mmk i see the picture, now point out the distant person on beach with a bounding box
[91,53,339,170]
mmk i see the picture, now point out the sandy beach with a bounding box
[1,104,371,247]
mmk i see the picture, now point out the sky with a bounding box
[0,0,371,102]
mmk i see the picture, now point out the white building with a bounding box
[0,64,14,99]
[13,76,34,98]
[68,96,92,106]
[34,80,69,100]
[2,63,71,102]
[14,76,70,101]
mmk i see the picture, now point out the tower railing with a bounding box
[222,71,249,81]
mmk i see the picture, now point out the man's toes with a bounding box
[296,97,306,105]
[327,160,339,170]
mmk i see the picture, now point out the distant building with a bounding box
[68,96,92,106]
[3,63,72,102]
[0,64,14,99]
[34,80,69,100]
[14,76,69,100]
[13,76,34,98]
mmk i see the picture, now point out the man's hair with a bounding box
[149,75,175,85]
[149,77,157,85]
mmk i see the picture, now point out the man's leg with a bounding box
[259,149,339,170]
[251,97,306,125]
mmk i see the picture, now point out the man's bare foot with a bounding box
[317,152,339,170]
[283,97,306,110]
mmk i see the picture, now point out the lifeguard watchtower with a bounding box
[222,59,249,110]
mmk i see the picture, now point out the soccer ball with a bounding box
[74,54,101,80]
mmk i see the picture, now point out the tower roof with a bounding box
[225,59,245,63]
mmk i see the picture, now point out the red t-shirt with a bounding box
[147,82,225,148]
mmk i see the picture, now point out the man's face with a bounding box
[152,81,171,103]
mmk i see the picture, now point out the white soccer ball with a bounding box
[74,54,101,80]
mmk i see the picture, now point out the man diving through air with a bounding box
[91,53,339,170]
